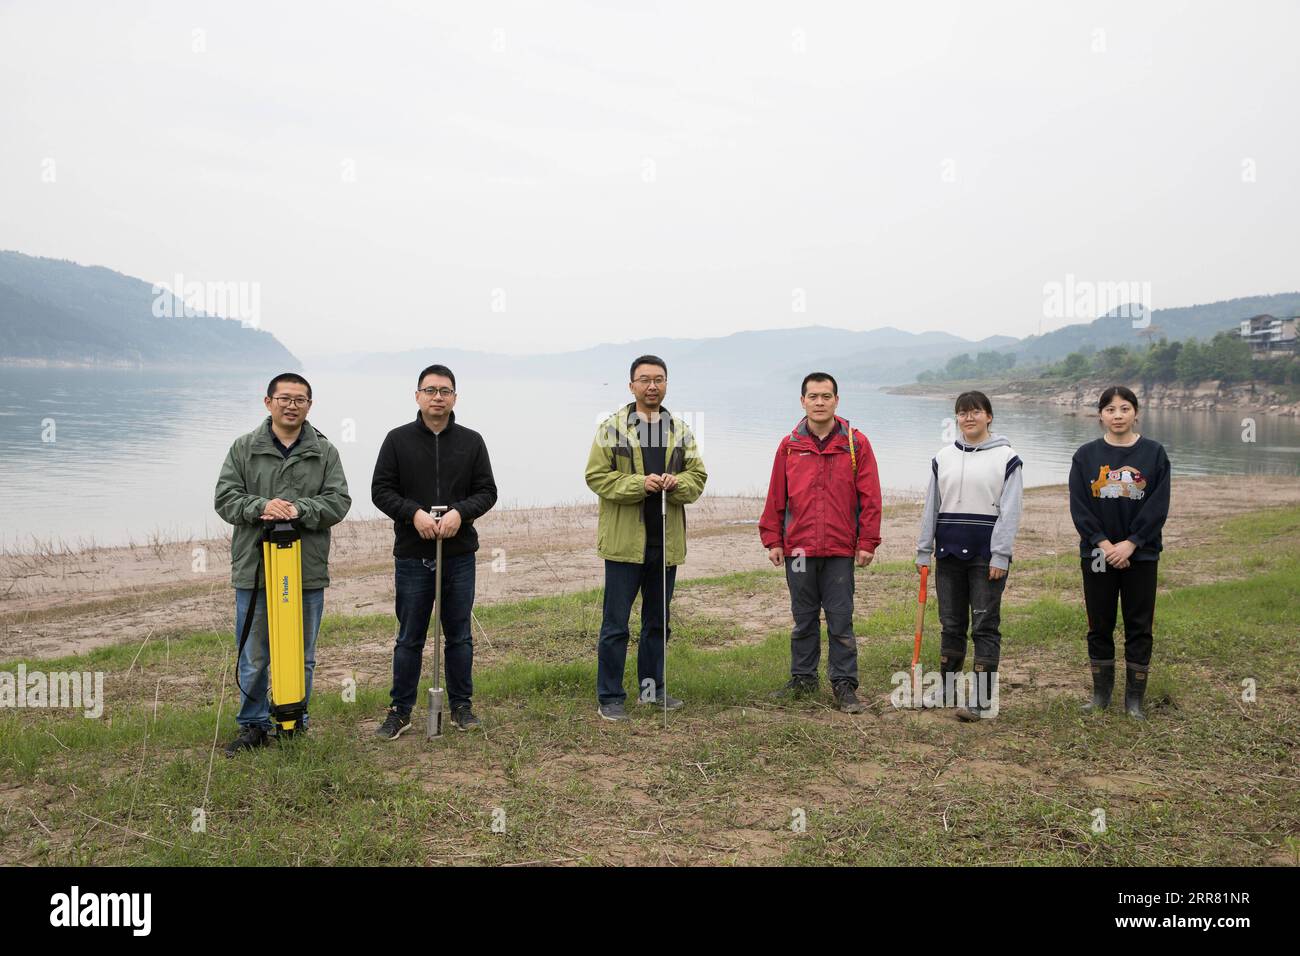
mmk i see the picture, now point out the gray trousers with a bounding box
[936,555,1005,668]
[785,556,858,688]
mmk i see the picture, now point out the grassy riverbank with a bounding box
[2,505,1297,866]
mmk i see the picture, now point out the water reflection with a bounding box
[1,367,1296,549]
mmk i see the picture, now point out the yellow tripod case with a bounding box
[262,521,307,735]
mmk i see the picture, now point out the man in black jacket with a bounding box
[371,364,498,737]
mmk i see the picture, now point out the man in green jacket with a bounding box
[214,373,351,755]
[584,355,707,721]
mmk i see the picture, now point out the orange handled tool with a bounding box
[911,565,929,671]
[909,565,930,708]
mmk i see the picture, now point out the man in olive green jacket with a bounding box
[214,373,351,755]
[584,355,707,721]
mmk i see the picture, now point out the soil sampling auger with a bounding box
[426,505,449,739]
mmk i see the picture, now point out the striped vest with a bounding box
[933,441,1021,561]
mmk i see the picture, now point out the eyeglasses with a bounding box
[418,386,456,398]
[632,376,666,387]
[272,396,311,408]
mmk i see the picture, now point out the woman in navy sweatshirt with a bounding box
[915,391,1024,720]
[1068,386,1171,720]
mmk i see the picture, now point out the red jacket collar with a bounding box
[792,415,850,443]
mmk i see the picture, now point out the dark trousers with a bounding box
[936,556,1006,667]
[786,556,858,688]
[390,552,476,714]
[597,545,676,704]
[1081,558,1157,667]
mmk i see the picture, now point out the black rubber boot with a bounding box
[938,653,964,708]
[1124,664,1148,720]
[957,660,997,721]
[1082,659,1115,713]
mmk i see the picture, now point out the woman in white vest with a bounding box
[915,391,1024,720]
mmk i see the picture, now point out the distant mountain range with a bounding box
[989,293,1300,368]
[4,249,1294,386]
[0,251,298,368]
[274,294,1300,386]
[311,325,1020,386]
[314,290,1300,386]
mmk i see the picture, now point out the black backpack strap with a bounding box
[233,524,271,700]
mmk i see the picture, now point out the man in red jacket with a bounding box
[759,372,882,713]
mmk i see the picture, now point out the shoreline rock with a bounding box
[888,379,1300,416]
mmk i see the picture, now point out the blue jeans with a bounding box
[234,587,324,730]
[597,546,677,705]
[390,553,476,715]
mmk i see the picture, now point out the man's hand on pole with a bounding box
[434,508,462,539]
[413,509,438,540]
[261,498,298,521]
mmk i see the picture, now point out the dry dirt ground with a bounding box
[3,477,1298,665]
[2,477,1297,867]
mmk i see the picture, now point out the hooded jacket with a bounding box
[214,417,352,589]
[759,416,882,558]
[583,403,708,566]
[914,433,1023,570]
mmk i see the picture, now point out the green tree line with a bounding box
[920,334,1298,387]
[1039,333,1298,386]
[917,350,1017,383]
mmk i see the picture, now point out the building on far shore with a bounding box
[1235,314,1298,355]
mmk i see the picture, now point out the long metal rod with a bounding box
[662,486,668,728]
[433,532,443,692]
[427,505,448,739]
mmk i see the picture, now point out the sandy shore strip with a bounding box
[3,477,1299,661]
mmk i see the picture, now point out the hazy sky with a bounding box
[2,0,1297,357]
